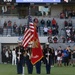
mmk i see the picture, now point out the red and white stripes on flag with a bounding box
[22,22,34,48]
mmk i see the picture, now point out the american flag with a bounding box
[22,16,34,48]
[22,6,33,48]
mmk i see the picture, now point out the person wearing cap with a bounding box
[16,40,25,74]
[43,43,52,74]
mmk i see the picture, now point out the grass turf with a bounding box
[0,64,75,75]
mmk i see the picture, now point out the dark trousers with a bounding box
[16,58,23,74]
[46,63,51,74]
[35,61,41,74]
[55,56,57,63]
[63,57,69,66]
[45,58,51,74]
[26,60,33,74]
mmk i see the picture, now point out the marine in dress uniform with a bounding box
[44,43,52,74]
[26,42,33,74]
[16,41,25,74]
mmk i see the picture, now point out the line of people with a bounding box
[1,43,75,74]
[15,41,52,74]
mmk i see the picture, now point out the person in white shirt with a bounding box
[66,28,71,37]
[12,48,16,65]
[43,25,48,36]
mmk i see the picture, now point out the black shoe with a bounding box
[17,73,22,74]
[47,73,50,74]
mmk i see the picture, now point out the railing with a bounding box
[0,14,19,16]
[0,27,49,37]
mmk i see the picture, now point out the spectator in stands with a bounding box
[52,18,57,28]
[15,26,19,36]
[48,28,52,36]
[8,20,12,29]
[33,22,38,32]
[48,35,53,43]
[18,24,23,36]
[52,36,58,43]
[56,28,59,35]
[46,19,51,27]
[43,25,48,36]
[67,37,72,43]
[66,28,71,37]
[62,36,66,43]
[3,21,7,28]
[40,19,45,27]
[56,23,59,30]
[52,28,58,36]
[22,24,26,34]
[60,12,65,19]
[64,20,68,28]
[33,17,39,24]
[33,18,39,32]
[13,22,17,34]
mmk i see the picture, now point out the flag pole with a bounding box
[27,5,31,27]
[22,66,25,75]
[22,5,31,75]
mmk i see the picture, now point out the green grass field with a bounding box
[0,64,75,75]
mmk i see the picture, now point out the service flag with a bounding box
[30,23,43,65]
[22,22,43,65]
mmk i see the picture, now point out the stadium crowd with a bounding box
[0,17,75,43]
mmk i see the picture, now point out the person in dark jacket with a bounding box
[40,19,45,27]
[16,41,25,74]
[46,19,51,27]
[62,47,69,66]
[1,47,6,63]
[44,43,52,74]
